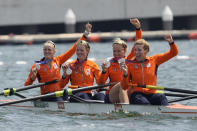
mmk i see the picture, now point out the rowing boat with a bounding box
[1,82,197,118]
[1,100,197,118]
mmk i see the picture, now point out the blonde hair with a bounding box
[135,39,150,52]
[77,40,90,50]
[113,38,127,51]
[43,40,56,48]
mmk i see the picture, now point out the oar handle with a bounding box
[0,79,59,96]
[128,84,164,89]
[128,83,197,95]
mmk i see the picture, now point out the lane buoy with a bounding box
[88,35,101,43]
[188,32,197,40]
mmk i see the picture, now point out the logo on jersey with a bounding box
[44,68,47,71]
[146,63,151,67]
[135,65,138,69]
[86,69,90,75]
[53,63,58,69]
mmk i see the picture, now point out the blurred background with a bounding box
[0,0,197,35]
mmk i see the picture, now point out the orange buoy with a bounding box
[25,40,33,45]
[188,32,197,39]
[127,37,133,42]
[88,35,101,43]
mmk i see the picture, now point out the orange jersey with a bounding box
[99,59,124,94]
[59,59,101,93]
[99,29,142,94]
[122,43,178,94]
[24,35,87,95]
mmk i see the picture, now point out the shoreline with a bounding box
[0,30,197,45]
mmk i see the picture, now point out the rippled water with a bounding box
[0,39,197,131]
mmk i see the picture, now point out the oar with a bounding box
[168,95,197,103]
[69,82,116,93]
[165,93,193,97]
[0,82,115,106]
[153,90,193,97]
[0,80,59,96]
[128,84,197,95]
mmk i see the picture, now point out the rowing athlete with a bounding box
[99,18,142,103]
[121,34,178,105]
[60,33,105,102]
[24,23,92,101]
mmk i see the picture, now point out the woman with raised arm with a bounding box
[60,31,105,102]
[121,34,178,105]
[24,23,92,101]
[99,18,142,103]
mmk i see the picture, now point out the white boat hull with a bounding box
[1,100,197,118]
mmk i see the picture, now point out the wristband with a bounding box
[83,30,90,38]
[169,41,174,45]
[136,27,141,30]
[83,34,88,39]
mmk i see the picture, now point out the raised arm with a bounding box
[155,34,178,65]
[127,18,142,60]
[58,23,92,64]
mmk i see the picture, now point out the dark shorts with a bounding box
[104,94,111,103]
[70,92,105,102]
[41,96,66,102]
[129,92,168,106]
[69,92,92,102]
[92,92,105,101]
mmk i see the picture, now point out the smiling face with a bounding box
[134,44,147,61]
[113,44,126,58]
[134,39,149,62]
[43,41,56,60]
[112,38,127,58]
[76,41,90,62]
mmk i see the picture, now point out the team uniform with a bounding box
[99,29,142,103]
[121,42,178,105]
[60,59,104,102]
[24,35,87,101]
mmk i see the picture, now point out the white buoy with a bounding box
[64,8,76,33]
[16,61,27,65]
[0,61,4,65]
[162,5,173,30]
